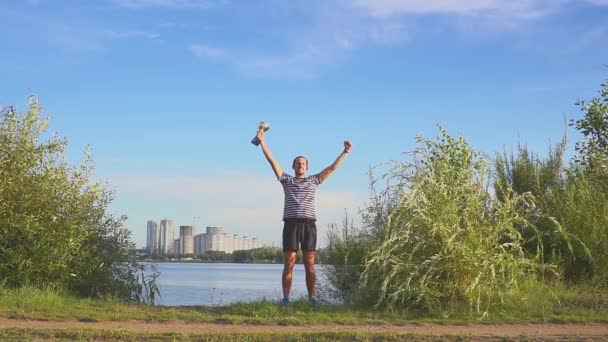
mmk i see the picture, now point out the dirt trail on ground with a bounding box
[1,317,608,339]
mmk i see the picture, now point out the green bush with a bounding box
[0,97,143,302]
[494,80,608,287]
[494,139,584,270]
[359,127,547,315]
[320,213,379,305]
[568,80,608,287]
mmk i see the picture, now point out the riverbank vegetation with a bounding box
[146,247,284,263]
[0,97,148,303]
[322,79,608,317]
[1,79,607,324]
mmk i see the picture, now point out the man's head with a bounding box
[292,156,308,177]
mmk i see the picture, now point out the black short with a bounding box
[282,218,317,252]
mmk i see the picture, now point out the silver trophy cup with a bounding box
[251,121,270,146]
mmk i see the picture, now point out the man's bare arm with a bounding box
[257,130,283,180]
[318,140,352,184]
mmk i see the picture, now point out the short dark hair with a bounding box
[292,156,308,170]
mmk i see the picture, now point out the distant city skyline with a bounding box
[147,221,265,256]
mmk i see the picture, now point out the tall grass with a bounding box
[358,127,549,316]
[495,138,607,286]
[320,213,379,305]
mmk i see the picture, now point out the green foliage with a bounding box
[552,167,608,286]
[571,79,608,173]
[320,213,378,305]
[0,97,143,301]
[493,139,586,270]
[494,81,608,287]
[232,248,283,263]
[359,127,546,315]
[567,80,608,286]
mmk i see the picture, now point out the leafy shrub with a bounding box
[0,97,144,302]
[359,127,546,315]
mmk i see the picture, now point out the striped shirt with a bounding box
[279,172,321,220]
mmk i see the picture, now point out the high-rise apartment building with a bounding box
[180,225,194,255]
[206,226,224,251]
[194,233,207,256]
[146,220,159,255]
[173,239,180,257]
[159,219,176,255]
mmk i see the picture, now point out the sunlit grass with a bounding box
[1,286,607,325]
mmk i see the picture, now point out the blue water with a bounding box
[144,262,310,306]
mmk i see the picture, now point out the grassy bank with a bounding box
[1,286,608,325]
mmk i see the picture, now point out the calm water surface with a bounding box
[145,262,312,306]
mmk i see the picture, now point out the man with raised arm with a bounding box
[255,129,352,307]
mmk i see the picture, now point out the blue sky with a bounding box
[1,0,607,248]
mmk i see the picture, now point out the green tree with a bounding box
[0,97,143,301]
[571,79,608,174]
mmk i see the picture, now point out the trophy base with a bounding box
[251,137,261,146]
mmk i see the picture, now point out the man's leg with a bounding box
[303,250,316,299]
[282,250,297,300]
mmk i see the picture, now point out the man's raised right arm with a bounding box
[257,131,283,180]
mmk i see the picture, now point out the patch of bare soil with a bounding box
[0,317,607,340]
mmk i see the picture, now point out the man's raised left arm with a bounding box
[318,140,353,184]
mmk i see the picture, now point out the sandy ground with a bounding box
[1,317,608,339]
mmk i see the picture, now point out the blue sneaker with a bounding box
[309,297,319,308]
[280,297,290,306]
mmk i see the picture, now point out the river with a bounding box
[144,262,315,306]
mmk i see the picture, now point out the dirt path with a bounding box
[1,317,608,339]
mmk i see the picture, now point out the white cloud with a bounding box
[350,0,551,17]
[189,44,228,61]
[187,2,411,79]
[235,47,331,80]
[113,0,227,9]
[102,29,161,40]
[187,0,607,78]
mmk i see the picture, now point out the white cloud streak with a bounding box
[113,0,227,9]
[189,44,228,61]
[145,0,608,78]
[350,0,548,17]
[102,29,161,40]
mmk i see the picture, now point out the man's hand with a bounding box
[257,130,265,144]
[344,140,352,153]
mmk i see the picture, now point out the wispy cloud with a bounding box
[350,0,550,17]
[189,44,228,61]
[113,0,228,9]
[101,29,161,40]
[187,2,411,79]
[564,23,608,55]
[350,0,608,20]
